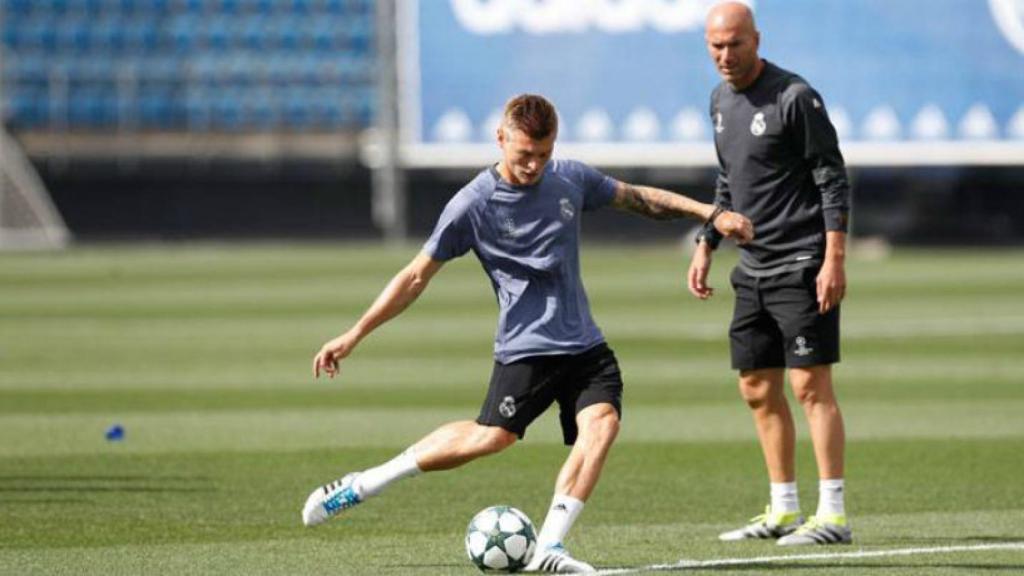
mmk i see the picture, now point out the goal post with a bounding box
[0,128,72,250]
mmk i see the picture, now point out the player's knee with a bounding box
[579,405,620,445]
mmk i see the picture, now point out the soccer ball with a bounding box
[465,505,537,572]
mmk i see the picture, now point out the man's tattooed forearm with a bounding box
[622,185,675,220]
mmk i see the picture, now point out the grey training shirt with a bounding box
[424,159,617,364]
[701,60,851,277]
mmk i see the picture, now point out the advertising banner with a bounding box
[399,0,1024,166]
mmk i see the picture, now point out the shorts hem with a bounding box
[474,418,525,440]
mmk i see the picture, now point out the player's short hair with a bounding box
[503,94,558,140]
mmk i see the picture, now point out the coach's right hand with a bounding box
[687,241,715,300]
[313,330,360,379]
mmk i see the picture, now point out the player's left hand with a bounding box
[816,261,846,314]
[714,211,754,244]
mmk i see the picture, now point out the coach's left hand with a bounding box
[714,211,754,244]
[816,260,846,314]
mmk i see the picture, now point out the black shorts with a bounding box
[477,343,623,446]
[729,266,840,371]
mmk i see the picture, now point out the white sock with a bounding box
[536,494,585,549]
[770,481,800,515]
[816,478,846,518]
[352,449,421,499]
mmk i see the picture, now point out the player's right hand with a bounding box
[313,332,359,379]
[687,242,715,300]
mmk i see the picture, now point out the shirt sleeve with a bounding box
[783,84,851,232]
[575,161,617,211]
[423,189,475,261]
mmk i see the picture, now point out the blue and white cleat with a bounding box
[301,472,362,527]
[524,543,595,573]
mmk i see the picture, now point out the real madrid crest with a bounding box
[750,111,767,137]
[559,198,575,221]
[499,395,517,418]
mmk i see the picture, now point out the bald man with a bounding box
[688,2,853,546]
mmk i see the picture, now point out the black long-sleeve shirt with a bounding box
[700,61,851,277]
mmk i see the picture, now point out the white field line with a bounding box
[594,542,1024,574]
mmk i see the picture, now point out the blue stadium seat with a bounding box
[167,16,198,53]
[245,0,275,14]
[5,0,35,15]
[23,19,60,52]
[175,0,205,14]
[44,0,71,15]
[240,88,277,128]
[65,56,117,81]
[212,88,246,130]
[4,0,378,130]
[138,87,183,127]
[239,16,270,50]
[188,54,220,83]
[268,16,302,50]
[68,86,119,126]
[345,14,374,53]
[203,16,232,51]
[92,18,128,51]
[4,53,50,83]
[348,87,375,125]
[57,19,92,52]
[125,19,161,53]
[4,89,49,127]
[137,56,182,81]
[184,86,215,129]
[281,86,314,128]
[284,0,315,14]
[72,0,107,15]
[215,0,243,14]
[2,24,23,51]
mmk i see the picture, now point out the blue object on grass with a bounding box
[105,424,125,441]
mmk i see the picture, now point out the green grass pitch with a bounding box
[1,243,1023,574]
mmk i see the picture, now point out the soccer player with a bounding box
[304,94,754,573]
[688,2,853,546]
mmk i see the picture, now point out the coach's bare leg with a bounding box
[410,420,517,472]
[554,403,620,501]
[739,368,796,482]
[789,365,845,479]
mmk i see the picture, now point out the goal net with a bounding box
[0,129,71,250]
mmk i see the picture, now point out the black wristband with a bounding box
[706,206,726,226]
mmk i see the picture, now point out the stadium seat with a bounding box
[4,53,50,83]
[5,0,34,15]
[56,19,91,52]
[68,86,119,126]
[3,0,378,130]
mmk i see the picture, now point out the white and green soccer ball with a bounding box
[465,505,537,572]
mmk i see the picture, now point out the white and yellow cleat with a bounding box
[718,505,804,541]
[524,543,595,573]
[776,515,852,546]
[301,473,362,527]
